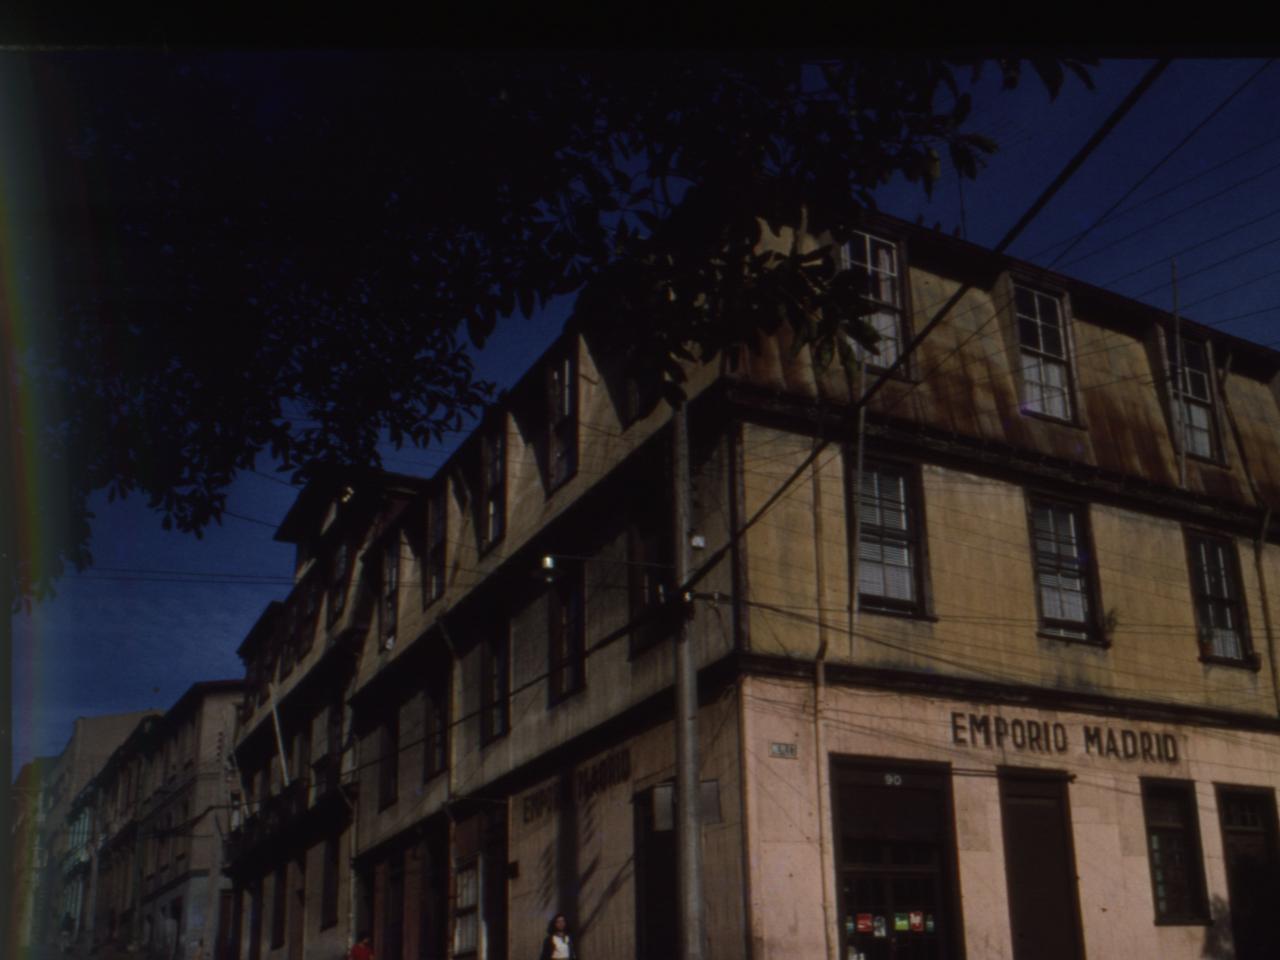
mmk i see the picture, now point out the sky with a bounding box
[11,56,1280,775]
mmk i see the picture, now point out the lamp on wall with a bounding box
[538,555,558,583]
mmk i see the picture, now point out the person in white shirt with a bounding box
[539,913,579,960]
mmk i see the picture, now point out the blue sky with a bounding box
[13,57,1280,773]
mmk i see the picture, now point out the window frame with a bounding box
[452,857,479,957]
[1184,529,1256,668]
[546,348,578,492]
[480,623,510,745]
[1026,495,1105,646]
[838,229,911,374]
[848,456,930,617]
[377,707,399,811]
[295,573,319,658]
[422,676,449,784]
[1140,778,1210,925]
[422,484,447,609]
[548,560,586,705]
[1011,280,1079,424]
[270,862,288,948]
[320,835,340,930]
[327,539,351,626]
[478,422,506,554]
[1165,331,1223,464]
[377,533,400,648]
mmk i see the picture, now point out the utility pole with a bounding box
[673,402,705,960]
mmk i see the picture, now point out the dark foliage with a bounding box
[2,53,1093,602]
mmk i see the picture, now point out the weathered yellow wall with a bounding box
[742,422,1280,716]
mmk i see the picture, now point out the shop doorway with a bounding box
[833,760,962,960]
[998,769,1083,960]
[1216,786,1280,960]
[633,785,678,960]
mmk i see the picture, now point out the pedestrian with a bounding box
[348,932,374,960]
[539,913,578,960]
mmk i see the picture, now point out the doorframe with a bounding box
[1213,782,1280,958]
[996,766,1085,960]
[828,755,968,960]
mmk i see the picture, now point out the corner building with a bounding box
[228,213,1280,960]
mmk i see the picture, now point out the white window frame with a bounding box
[1014,284,1074,421]
[840,230,905,369]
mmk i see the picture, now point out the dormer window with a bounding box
[840,230,905,368]
[423,485,447,607]
[1167,335,1219,460]
[327,540,349,625]
[547,350,578,490]
[479,424,506,552]
[380,535,399,646]
[1014,284,1074,421]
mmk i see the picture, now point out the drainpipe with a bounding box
[811,434,838,960]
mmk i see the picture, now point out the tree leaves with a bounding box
[6,51,1094,602]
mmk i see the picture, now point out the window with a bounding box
[321,836,340,929]
[381,535,399,646]
[1141,779,1209,924]
[840,230,905,368]
[296,576,319,657]
[1186,532,1252,664]
[1014,284,1074,421]
[1029,499,1099,643]
[378,710,399,810]
[629,505,675,656]
[853,461,924,614]
[423,485,447,607]
[1167,335,1218,460]
[453,860,479,955]
[270,863,287,948]
[423,681,448,782]
[547,350,578,489]
[328,541,349,625]
[479,425,505,551]
[279,606,297,680]
[480,625,510,743]
[548,562,586,703]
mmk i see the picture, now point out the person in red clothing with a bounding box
[348,933,374,960]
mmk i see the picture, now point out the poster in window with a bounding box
[873,916,886,938]
[855,914,873,934]
[909,911,924,933]
[894,914,909,932]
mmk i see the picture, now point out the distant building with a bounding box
[69,682,243,960]
[10,757,52,951]
[226,212,1280,960]
[20,710,156,952]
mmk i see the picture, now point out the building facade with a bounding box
[227,212,1280,960]
[70,682,243,960]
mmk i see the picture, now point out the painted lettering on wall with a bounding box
[521,748,632,824]
[950,712,1179,764]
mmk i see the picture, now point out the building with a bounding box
[11,757,52,952]
[74,682,243,960]
[18,710,157,953]
[227,212,1280,960]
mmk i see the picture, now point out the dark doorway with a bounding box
[1216,786,1280,960]
[633,785,678,960]
[216,891,236,960]
[833,760,962,960]
[419,822,449,960]
[998,769,1083,960]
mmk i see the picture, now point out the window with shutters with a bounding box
[378,709,399,810]
[840,230,906,369]
[1185,531,1253,665]
[422,679,448,783]
[1029,498,1101,644]
[1141,779,1209,924]
[851,460,927,615]
[328,540,350,625]
[453,859,479,956]
[1014,284,1075,421]
[1167,335,1219,461]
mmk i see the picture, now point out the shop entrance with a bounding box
[1216,786,1280,960]
[998,769,1083,960]
[833,760,960,960]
